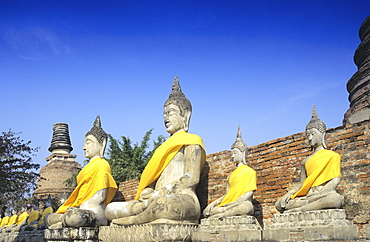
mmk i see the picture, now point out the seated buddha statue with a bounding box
[45,116,117,229]
[203,126,256,218]
[275,105,343,213]
[10,209,29,231]
[105,76,206,225]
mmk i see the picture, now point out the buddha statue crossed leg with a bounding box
[105,76,206,225]
[45,116,117,229]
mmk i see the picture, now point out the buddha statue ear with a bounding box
[321,132,327,149]
[183,111,191,132]
[99,138,107,157]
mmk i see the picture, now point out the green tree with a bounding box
[0,130,40,209]
[107,129,165,183]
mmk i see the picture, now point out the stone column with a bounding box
[33,123,81,204]
[343,16,370,125]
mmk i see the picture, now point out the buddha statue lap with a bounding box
[275,106,343,213]
[45,116,117,229]
[105,76,206,225]
[203,126,256,218]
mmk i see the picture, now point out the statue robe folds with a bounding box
[291,149,341,199]
[15,212,28,226]
[5,215,17,227]
[219,164,257,207]
[0,217,9,228]
[57,157,117,213]
[135,130,205,200]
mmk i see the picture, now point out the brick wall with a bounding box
[116,119,370,238]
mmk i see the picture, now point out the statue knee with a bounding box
[45,213,63,228]
[63,209,96,227]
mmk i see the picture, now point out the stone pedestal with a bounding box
[192,216,262,242]
[0,230,45,242]
[99,223,197,242]
[263,209,358,241]
[44,227,98,242]
[365,223,370,239]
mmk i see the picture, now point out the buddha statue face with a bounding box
[163,104,190,134]
[231,148,245,165]
[306,128,324,148]
[83,134,106,159]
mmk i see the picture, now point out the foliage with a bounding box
[107,129,165,183]
[0,130,40,209]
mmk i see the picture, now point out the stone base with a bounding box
[44,227,99,242]
[263,209,358,241]
[99,223,197,242]
[192,216,262,241]
[0,230,45,242]
[365,224,370,239]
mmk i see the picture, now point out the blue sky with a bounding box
[0,1,369,168]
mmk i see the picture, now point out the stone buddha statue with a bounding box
[275,106,343,213]
[45,116,117,229]
[203,126,256,218]
[9,209,29,231]
[105,76,206,225]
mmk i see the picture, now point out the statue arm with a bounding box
[307,177,341,203]
[163,144,204,193]
[222,190,254,208]
[280,162,307,208]
[203,196,224,217]
[80,188,108,208]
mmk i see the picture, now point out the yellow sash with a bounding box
[135,131,205,200]
[33,207,54,227]
[57,157,118,213]
[0,216,9,228]
[27,211,41,225]
[5,215,17,227]
[1,216,9,228]
[219,164,257,207]
[15,212,28,226]
[291,149,341,199]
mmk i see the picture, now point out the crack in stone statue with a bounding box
[105,76,206,225]
[45,116,117,229]
[275,105,343,213]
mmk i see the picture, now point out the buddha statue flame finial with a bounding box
[85,115,107,145]
[164,76,192,115]
[306,105,326,133]
[231,126,247,153]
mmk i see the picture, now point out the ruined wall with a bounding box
[116,119,370,238]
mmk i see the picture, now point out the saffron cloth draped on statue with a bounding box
[5,215,17,227]
[291,149,341,199]
[15,212,29,226]
[56,157,117,213]
[219,164,257,207]
[135,130,205,200]
[0,216,9,228]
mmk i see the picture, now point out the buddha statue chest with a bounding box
[156,146,186,189]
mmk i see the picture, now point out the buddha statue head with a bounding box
[84,115,107,159]
[163,76,192,135]
[231,126,247,165]
[306,105,327,149]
